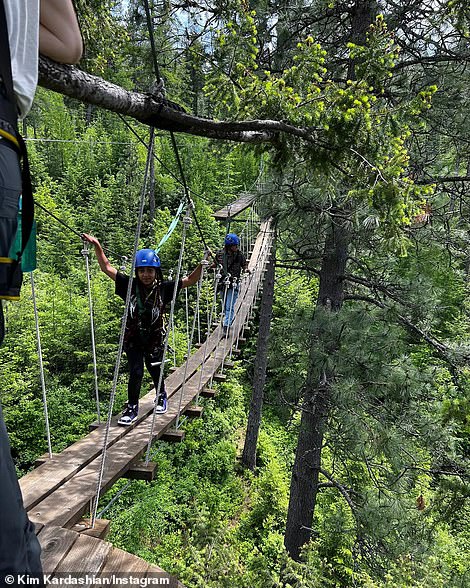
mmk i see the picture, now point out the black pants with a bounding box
[0,405,43,579]
[126,346,165,405]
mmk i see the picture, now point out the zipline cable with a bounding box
[34,200,125,262]
[143,0,162,83]
[34,200,82,240]
[116,115,209,200]
[118,114,212,249]
[140,0,211,252]
[168,132,210,251]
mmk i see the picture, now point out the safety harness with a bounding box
[0,0,34,300]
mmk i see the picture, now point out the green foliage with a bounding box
[205,10,436,249]
[1,2,470,586]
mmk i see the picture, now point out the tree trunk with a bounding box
[348,0,377,79]
[284,0,375,560]
[242,242,276,470]
[284,219,349,560]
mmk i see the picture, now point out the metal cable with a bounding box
[175,260,208,429]
[34,200,125,261]
[30,273,52,458]
[82,241,101,423]
[144,207,192,465]
[143,0,162,83]
[195,268,221,404]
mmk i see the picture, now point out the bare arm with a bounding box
[181,264,203,289]
[82,234,117,281]
[39,0,83,64]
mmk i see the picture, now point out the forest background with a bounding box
[1,0,470,586]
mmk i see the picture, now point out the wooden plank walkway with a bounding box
[213,192,256,221]
[18,221,273,583]
[38,525,183,586]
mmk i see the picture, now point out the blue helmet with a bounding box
[224,233,240,247]
[135,248,161,269]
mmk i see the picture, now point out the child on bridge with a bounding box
[214,233,248,337]
[83,234,207,425]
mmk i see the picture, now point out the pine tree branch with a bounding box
[415,176,470,184]
[405,465,468,480]
[343,294,384,307]
[342,290,460,371]
[343,273,406,305]
[318,468,359,517]
[394,53,470,70]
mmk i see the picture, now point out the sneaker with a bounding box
[118,403,138,426]
[154,391,168,414]
[222,325,230,338]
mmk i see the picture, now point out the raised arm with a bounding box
[39,0,83,64]
[82,234,117,281]
[181,263,203,289]
[181,251,213,288]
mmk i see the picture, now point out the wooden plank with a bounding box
[99,547,149,574]
[53,533,111,574]
[161,429,185,443]
[200,388,216,398]
[147,565,181,588]
[123,461,157,481]
[71,519,110,540]
[21,461,83,511]
[183,405,203,418]
[213,193,256,220]
[35,453,61,467]
[213,373,227,382]
[38,525,79,574]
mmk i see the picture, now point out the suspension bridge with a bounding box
[18,212,274,583]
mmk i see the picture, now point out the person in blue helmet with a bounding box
[82,234,206,425]
[214,233,248,337]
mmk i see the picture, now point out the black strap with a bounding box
[0,0,18,126]
[0,0,34,262]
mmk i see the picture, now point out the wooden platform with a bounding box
[19,220,274,584]
[213,192,256,220]
[37,524,183,587]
